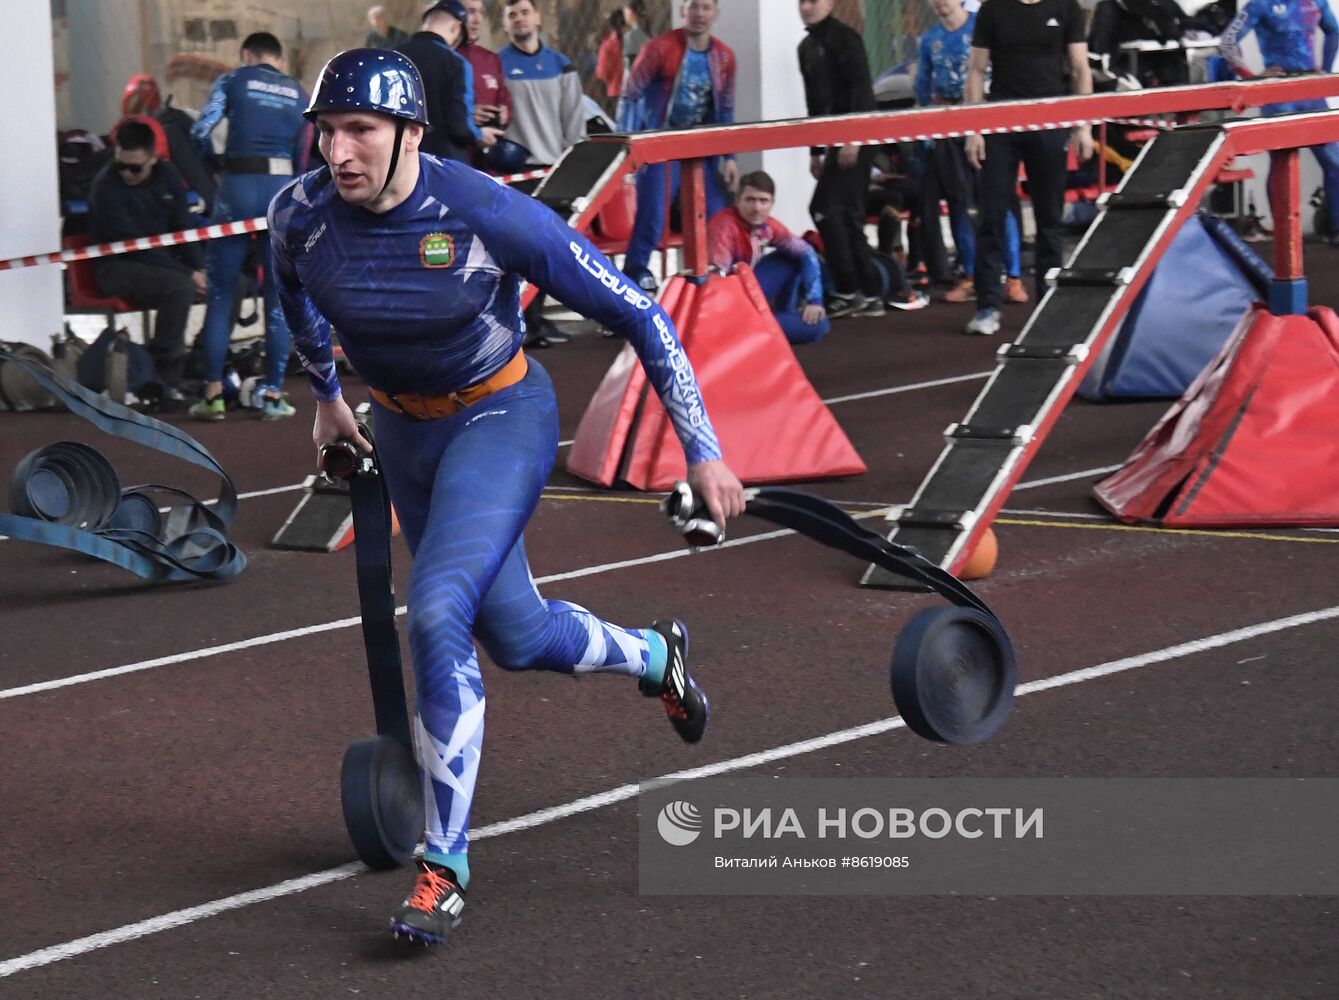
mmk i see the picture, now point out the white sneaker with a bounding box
[965,308,1001,336]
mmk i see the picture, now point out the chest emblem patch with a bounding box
[420,231,455,268]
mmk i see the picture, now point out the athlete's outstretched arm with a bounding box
[445,166,744,523]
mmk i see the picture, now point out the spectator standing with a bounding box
[618,0,739,293]
[459,0,513,150]
[708,171,831,344]
[963,0,1093,335]
[915,0,1026,305]
[498,0,586,169]
[596,9,628,111]
[622,0,651,71]
[365,5,409,49]
[1220,0,1339,244]
[87,120,203,403]
[798,0,922,318]
[398,1,502,164]
[499,0,588,347]
[188,32,309,421]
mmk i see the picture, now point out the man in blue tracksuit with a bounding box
[189,32,309,421]
[269,49,745,947]
[1221,0,1339,241]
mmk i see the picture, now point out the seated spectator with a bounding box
[87,120,204,404]
[708,171,830,344]
[110,74,217,216]
[365,5,409,48]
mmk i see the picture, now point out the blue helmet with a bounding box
[304,48,430,127]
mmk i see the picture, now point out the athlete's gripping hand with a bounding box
[313,396,372,468]
[687,459,746,531]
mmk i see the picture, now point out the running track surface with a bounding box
[1,263,1336,999]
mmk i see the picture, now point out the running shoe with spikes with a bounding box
[259,391,296,421]
[189,394,225,421]
[389,861,466,946]
[641,619,709,744]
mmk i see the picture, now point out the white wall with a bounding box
[0,0,64,351]
[677,0,816,235]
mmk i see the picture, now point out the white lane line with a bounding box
[4,602,1336,979]
[0,369,988,534]
[1000,508,1107,520]
[0,523,818,702]
[553,371,994,449]
[0,865,364,979]
[819,370,992,406]
[1009,465,1122,491]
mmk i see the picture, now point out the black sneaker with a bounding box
[826,293,864,318]
[641,619,709,744]
[523,318,572,349]
[389,861,466,946]
[854,297,886,318]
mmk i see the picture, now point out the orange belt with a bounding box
[370,350,528,420]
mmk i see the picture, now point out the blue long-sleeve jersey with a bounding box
[268,155,722,465]
[192,63,310,164]
[915,12,977,105]
[1221,0,1339,76]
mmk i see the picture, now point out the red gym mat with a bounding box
[1095,304,1339,526]
[567,265,865,490]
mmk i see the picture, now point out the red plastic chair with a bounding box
[63,234,136,316]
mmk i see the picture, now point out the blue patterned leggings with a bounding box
[373,357,652,858]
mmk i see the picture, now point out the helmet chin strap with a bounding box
[376,119,408,201]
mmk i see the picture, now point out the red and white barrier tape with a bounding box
[0,217,266,273]
[0,166,552,273]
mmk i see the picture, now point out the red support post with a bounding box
[680,157,709,278]
[1268,148,1302,279]
[1098,120,1107,192]
[1266,147,1307,314]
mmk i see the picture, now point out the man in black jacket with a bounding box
[87,120,204,395]
[964,0,1093,336]
[799,0,921,318]
[397,0,501,163]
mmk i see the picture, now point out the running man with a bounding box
[268,49,745,947]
